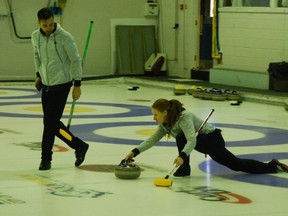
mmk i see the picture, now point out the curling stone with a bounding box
[114,159,141,179]
[224,90,242,101]
[209,88,226,101]
[173,85,186,95]
[192,87,205,98]
[187,85,197,95]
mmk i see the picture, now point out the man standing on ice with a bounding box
[31,7,89,170]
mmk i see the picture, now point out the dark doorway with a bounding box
[191,0,212,81]
[199,0,213,70]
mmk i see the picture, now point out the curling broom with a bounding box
[60,21,94,140]
[66,20,93,129]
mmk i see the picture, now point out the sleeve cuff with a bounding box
[132,148,140,157]
[179,152,188,160]
[74,80,81,86]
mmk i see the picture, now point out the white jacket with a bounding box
[31,23,82,86]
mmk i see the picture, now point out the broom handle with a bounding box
[67,21,93,129]
[197,109,215,134]
[67,99,76,129]
[164,164,178,179]
[82,21,94,68]
[197,109,215,157]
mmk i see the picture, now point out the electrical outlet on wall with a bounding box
[144,2,159,16]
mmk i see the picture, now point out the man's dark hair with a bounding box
[37,8,54,20]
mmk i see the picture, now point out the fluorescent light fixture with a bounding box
[210,0,214,17]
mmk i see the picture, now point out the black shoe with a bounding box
[173,166,191,177]
[75,144,89,167]
[39,160,51,171]
[270,159,288,173]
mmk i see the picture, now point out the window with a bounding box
[243,0,269,7]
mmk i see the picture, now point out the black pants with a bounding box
[176,129,276,174]
[41,83,86,162]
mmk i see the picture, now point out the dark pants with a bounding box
[41,83,86,162]
[176,129,276,174]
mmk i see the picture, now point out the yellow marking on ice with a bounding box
[23,106,95,113]
[21,174,50,186]
[136,129,156,136]
[136,129,169,137]
[23,106,43,112]
[64,106,95,113]
[0,91,8,95]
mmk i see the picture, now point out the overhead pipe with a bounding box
[7,0,31,40]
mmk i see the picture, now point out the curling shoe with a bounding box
[75,143,89,167]
[270,159,288,173]
[39,160,51,171]
[173,165,191,177]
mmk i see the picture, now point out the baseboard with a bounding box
[210,68,269,90]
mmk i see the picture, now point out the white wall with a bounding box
[216,7,288,72]
[158,0,177,76]
[210,5,288,89]
[0,0,151,80]
[2,0,288,88]
[0,0,44,80]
